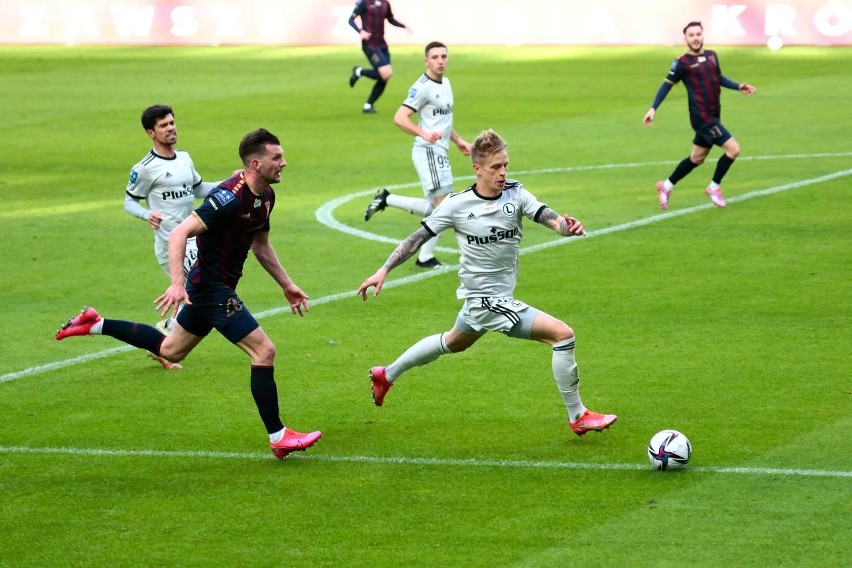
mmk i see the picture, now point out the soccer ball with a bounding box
[647,429,692,470]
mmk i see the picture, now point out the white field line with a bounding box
[315,152,852,247]
[3,160,851,386]
[0,445,849,478]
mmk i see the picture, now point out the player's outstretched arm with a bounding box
[357,227,433,300]
[537,207,586,237]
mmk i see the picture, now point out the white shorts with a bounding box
[155,235,198,278]
[455,297,539,339]
[412,144,454,201]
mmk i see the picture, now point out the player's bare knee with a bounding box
[257,339,276,363]
[691,155,706,166]
[557,325,575,343]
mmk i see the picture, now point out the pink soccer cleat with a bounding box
[270,428,322,459]
[705,186,727,208]
[656,181,671,210]
[55,307,102,340]
[570,410,618,437]
[369,366,393,407]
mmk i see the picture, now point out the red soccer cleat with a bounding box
[570,410,618,437]
[56,307,102,340]
[369,366,392,407]
[270,428,322,459]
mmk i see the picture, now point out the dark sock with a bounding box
[360,68,380,80]
[367,80,387,105]
[102,319,165,354]
[712,154,736,184]
[250,366,284,434]
[669,157,700,185]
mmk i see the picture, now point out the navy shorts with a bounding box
[176,284,260,345]
[364,46,391,69]
[692,119,732,148]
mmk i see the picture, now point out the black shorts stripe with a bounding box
[481,298,521,326]
[425,146,440,190]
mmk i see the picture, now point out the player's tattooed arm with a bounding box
[538,207,586,237]
[382,227,433,271]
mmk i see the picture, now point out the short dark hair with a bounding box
[425,41,447,55]
[141,104,173,130]
[683,21,702,34]
[239,128,281,165]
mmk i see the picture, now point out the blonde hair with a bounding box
[471,129,507,165]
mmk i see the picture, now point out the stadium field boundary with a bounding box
[3,160,850,385]
[1,445,849,478]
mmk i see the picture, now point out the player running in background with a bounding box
[356,129,617,438]
[363,41,471,269]
[643,21,756,209]
[347,0,411,114]
[58,128,322,459]
[125,104,225,369]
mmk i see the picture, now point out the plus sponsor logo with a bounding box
[161,186,194,200]
[432,104,453,116]
[466,226,519,245]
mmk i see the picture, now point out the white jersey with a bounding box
[126,149,206,242]
[402,74,455,151]
[422,179,547,299]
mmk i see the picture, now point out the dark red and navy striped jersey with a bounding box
[666,50,725,128]
[188,172,274,291]
[351,0,401,50]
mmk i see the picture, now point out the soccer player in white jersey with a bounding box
[363,41,471,269]
[357,129,617,437]
[124,104,223,369]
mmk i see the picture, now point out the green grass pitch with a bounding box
[1,45,850,567]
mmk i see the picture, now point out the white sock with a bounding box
[707,181,720,190]
[363,102,372,110]
[386,194,432,216]
[385,333,451,382]
[418,233,440,262]
[269,428,285,443]
[552,338,586,422]
[356,67,362,77]
[90,320,104,335]
[663,179,674,191]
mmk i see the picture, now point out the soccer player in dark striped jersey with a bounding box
[56,129,322,459]
[347,0,411,114]
[643,21,756,209]
[357,129,617,438]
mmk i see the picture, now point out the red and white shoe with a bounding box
[570,410,618,437]
[270,428,322,459]
[369,366,392,407]
[656,181,671,210]
[705,186,727,208]
[55,307,102,340]
[147,352,183,370]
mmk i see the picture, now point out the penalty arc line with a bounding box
[0,445,849,478]
[3,166,851,385]
[314,152,852,247]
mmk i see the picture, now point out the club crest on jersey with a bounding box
[502,203,516,217]
[253,198,261,208]
[129,170,138,185]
